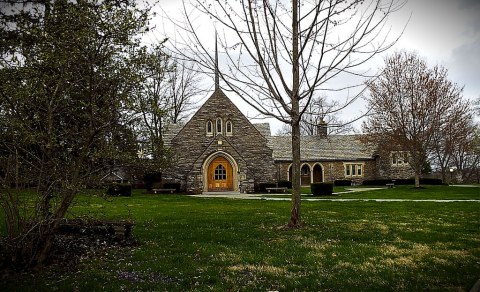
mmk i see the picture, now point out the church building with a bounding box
[163,42,413,193]
[163,86,414,193]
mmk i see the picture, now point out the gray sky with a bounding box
[390,0,480,101]
[155,0,480,131]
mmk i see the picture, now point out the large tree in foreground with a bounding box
[0,0,150,269]
[176,0,404,227]
[363,51,468,187]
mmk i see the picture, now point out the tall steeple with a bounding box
[215,32,219,90]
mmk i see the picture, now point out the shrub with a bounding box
[393,179,414,185]
[420,178,443,185]
[106,183,132,197]
[363,178,443,186]
[334,179,352,186]
[257,182,277,193]
[362,179,393,186]
[163,182,181,193]
[278,180,292,189]
[143,172,162,191]
[132,182,145,189]
[311,182,333,196]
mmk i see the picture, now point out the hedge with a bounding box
[162,182,181,193]
[143,172,162,191]
[106,183,132,197]
[311,182,333,196]
[278,180,293,189]
[362,178,443,186]
[334,179,353,186]
[362,179,393,186]
[256,182,277,193]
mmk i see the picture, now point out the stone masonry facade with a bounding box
[166,89,276,192]
[164,89,415,192]
[276,159,379,185]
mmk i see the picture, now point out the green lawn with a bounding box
[1,186,479,291]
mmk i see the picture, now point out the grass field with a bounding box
[1,185,479,291]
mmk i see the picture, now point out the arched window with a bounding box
[301,164,311,185]
[214,164,227,180]
[226,121,233,136]
[206,121,213,136]
[216,118,223,135]
[301,164,310,175]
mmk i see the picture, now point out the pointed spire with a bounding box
[215,31,219,90]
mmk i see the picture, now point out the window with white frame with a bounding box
[206,121,213,136]
[226,120,233,136]
[345,163,363,177]
[391,151,409,166]
[216,118,222,135]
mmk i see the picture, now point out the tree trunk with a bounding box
[288,0,301,228]
[34,230,56,269]
[440,167,446,184]
[414,172,420,188]
[289,116,301,228]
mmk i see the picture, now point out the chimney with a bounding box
[317,119,328,138]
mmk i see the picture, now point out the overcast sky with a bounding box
[154,0,480,132]
[390,0,480,101]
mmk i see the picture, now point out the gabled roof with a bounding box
[267,135,375,162]
[163,88,375,162]
[164,88,268,146]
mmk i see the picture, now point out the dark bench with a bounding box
[265,187,288,193]
[386,183,395,188]
[152,188,176,194]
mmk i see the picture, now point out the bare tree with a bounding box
[172,0,404,227]
[450,126,480,183]
[132,44,171,161]
[475,96,480,115]
[431,104,475,183]
[166,58,205,124]
[363,51,467,187]
[273,95,355,136]
[132,45,204,163]
[300,95,354,135]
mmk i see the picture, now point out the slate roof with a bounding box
[165,120,375,162]
[267,135,376,162]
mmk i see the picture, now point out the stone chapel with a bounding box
[163,42,414,193]
[163,86,414,193]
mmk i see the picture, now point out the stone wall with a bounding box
[276,155,414,185]
[376,149,415,179]
[276,159,377,184]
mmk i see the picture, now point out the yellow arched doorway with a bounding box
[207,156,234,191]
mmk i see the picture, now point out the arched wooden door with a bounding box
[207,157,233,191]
[313,164,323,183]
